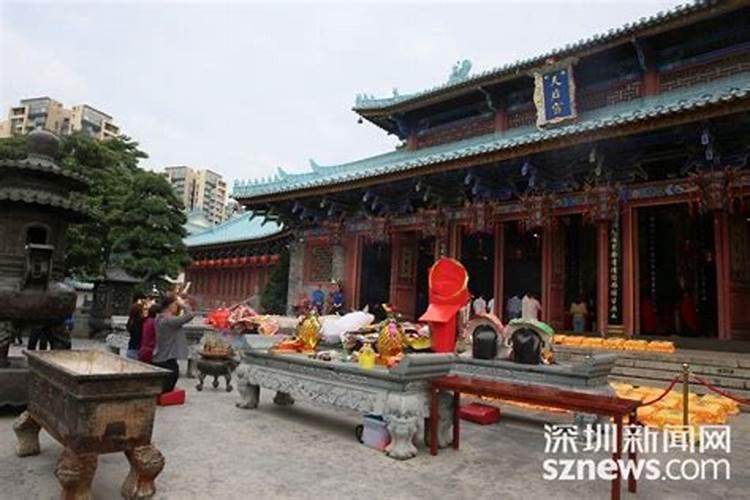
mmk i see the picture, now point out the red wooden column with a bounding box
[493,223,504,317]
[448,223,461,259]
[541,224,553,322]
[714,210,732,340]
[621,206,634,337]
[597,222,611,335]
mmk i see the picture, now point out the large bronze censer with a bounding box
[0,129,88,407]
[14,350,169,499]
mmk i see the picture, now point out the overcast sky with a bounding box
[1,0,684,190]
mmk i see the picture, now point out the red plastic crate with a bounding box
[459,403,500,425]
[158,389,186,406]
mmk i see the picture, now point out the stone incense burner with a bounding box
[14,350,168,500]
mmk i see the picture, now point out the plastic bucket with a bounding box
[430,316,457,353]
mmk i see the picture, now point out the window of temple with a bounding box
[26,225,48,245]
[305,243,333,283]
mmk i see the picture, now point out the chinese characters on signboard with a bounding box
[533,62,577,128]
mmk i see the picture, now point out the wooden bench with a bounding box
[430,375,640,500]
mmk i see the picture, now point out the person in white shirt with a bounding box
[521,292,542,321]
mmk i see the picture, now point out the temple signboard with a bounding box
[532,59,578,128]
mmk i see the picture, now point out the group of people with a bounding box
[294,282,345,316]
[504,292,543,322]
[126,293,194,394]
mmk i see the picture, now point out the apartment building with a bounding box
[163,166,228,225]
[0,97,120,140]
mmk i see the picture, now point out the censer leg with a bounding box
[273,391,295,406]
[13,410,41,457]
[121,444,165,500]
[55,448,98,500]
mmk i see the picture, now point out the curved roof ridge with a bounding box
[233,71,750,201]
[184,211,284,247]
[353,0,717,111]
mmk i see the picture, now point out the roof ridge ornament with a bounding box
[448,59,472,84]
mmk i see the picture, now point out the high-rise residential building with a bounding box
[163,166,228,225]
[0,97,120,140]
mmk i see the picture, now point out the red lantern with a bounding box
[239,257,248,265]
[249,256,259,266]
[207,259,215,268]
[269,254,280,265]
[222,258,231,267]
[260,255,270,266]
[231,257,240,266]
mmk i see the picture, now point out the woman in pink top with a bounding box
[138,304,160,363]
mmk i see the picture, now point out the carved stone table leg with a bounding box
[235,366,260,410]
[273,391,295,406]
[384,393,420,460]
[55,448,98,500]
[424,391,454,449]
[436,391,454,449]
[121,444,165,500]
[13,410,41,457]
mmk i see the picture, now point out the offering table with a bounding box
[14,350,168,500]
[235,350,455,460]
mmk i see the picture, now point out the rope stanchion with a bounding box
[637,376,681,408]
[691,375,750,406]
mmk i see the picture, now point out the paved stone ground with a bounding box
[1,341,748,499]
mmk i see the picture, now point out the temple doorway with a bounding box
[502,221,542,321]
[560,215,597,331]
[637,204,717,337]
[359,241,392,313]
[415,236,435,318]
[461,231,495,312]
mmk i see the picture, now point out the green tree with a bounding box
[63,133,145,278]
[261,249,289,314]
[0,132,189,285]
[112,170,189,285]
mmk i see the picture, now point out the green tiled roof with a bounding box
[184,212,284,248]
[233,71,750,200]
[353,0,718,111]
[0,157,91,187]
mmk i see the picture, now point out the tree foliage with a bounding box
[0,133,189,286]
[261,249,290,314]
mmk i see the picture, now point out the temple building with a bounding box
[234,1,750,341]
[183,213,289,309]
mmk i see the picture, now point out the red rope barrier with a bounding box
[691,375,750,406]
[637,376,681,408]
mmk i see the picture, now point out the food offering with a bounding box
[377,317,406,359]
[199,332,235,359]
[296,310,322,352]
[610,382,741,429]
[357,342,376,369]
[205,303,281,336]
[555,335,675,353]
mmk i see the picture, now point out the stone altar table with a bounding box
[235,350,455,460]
[14,350,168,500]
